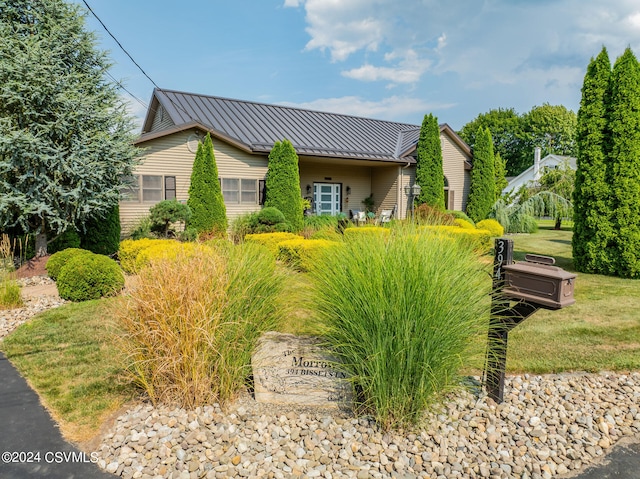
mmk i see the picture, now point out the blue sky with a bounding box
[75,0,640,131]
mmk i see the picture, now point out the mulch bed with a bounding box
[13,256,50,279]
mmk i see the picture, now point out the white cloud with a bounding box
[283,0,300,7]
[279,95,454,122]
[342,49,431,84]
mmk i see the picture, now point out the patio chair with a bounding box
[377,209,394,225]
[350,210,367,224]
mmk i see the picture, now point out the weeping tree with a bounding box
[0,0,139,256]
[490,192,573,234]
[537,161,576,229]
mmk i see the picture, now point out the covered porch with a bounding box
[298,156,416,220]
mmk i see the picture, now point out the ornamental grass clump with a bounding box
[116,243,284,408]
[310,224,489,429]
[0,271,22,309]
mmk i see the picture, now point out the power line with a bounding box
[82,0,200,126]
[82,0,159,90]
[105,71,148,110]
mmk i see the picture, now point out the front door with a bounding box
[313,183,341,215]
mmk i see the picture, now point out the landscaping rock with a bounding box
[96,372,640,479]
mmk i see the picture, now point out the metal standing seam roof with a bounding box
[147,88,425,163]
[140,88,472,165]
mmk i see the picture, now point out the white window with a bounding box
[122,175,176,203]
[142,175,163,202]
[221,178,259,204]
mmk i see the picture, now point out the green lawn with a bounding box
[0,299,135,444]
[1,223,639,441]
[505,223,640,373]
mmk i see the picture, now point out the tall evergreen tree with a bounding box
[80,203,121,255]
[607,48,640,278]
[0,0,139,255]
[187,133,227,234]
[494,153,508,200]
[466,127,496,222]
[415,113,445,209]
[573,47,613,274]
[265,139,303,231]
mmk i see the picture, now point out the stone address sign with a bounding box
[252,332,352,408]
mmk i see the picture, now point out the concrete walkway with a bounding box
[0,352,114,478]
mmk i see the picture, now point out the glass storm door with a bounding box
[313,183,341,215]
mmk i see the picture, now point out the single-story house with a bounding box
[503,147,576,196]
[121,88,474,230]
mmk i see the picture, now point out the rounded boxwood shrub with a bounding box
[257,207,286,226]
[46,248,94,280]
[57,253,125,302]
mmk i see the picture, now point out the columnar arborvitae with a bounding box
[607,48,640,278]
[494,153,508,200]
[415,114,445,209]
[465,127,496,222]
[264,139,303,231]
[80,203,121,255]
[187,133,228,233]
[573,47,613,274]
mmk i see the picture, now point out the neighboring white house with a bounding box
[503,147,576,196]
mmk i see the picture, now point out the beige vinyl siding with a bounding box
[120,130,268,232]
[397,166,416,220]
[441,133,471,211]
[371,166,398,215]
[150,105,175,132]
[215,140,268,220]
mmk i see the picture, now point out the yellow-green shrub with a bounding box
[134,242,212,272]
[343,226,390,240]
[277,239,339,271]
[310,227,343,242]
[420,225,492,253]
[244,232,300,255]
[119,238,176,273]
[476,219,504,237]
[454,218,476,229]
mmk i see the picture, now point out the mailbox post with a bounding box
[485,238,576,403]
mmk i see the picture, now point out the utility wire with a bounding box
[82,0,202,127]
[105,71,148,110]
[82,0,159,90]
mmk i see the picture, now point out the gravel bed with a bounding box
[3,284,639,478]
[97,372,640,479]
[0,276,66,340]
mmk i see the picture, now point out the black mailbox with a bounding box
[502,255,576,310]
